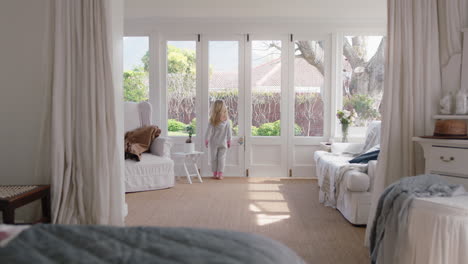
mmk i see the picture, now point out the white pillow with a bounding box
[361,121,381,153]
[331,143,364,155]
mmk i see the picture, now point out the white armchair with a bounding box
[314,121,381,225]
[124,102,175,192]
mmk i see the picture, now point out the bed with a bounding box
[0,224,306,264]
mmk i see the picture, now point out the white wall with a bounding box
[0,0,52,221]
[125,0,386,21]
[0,0,125,222]
[0,0,51,185]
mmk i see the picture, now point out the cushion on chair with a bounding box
[345,170,370,192]
[150,137,172,158]
[331,143,363,155]
[361,121,381,153]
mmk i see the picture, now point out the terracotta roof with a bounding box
[209,57,324,93]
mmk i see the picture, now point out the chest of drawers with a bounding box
[413,137,468,189]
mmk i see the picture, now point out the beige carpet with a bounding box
[125,177,370,264]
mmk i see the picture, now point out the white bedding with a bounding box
[401,195,468,264]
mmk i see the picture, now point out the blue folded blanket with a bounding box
[369,174,464,264]
[349,150,379,164]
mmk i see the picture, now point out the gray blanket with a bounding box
[369,174,464,264]
[0,224,305,264]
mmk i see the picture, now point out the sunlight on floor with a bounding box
[249,183,291,226]
[256,214,291,226]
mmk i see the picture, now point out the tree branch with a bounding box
[296,41,324,76]
[343,38,364,69]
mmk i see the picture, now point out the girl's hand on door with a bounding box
[205,140,209,148]
[227,140,231,148]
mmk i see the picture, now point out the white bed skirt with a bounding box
[401,195,468,264]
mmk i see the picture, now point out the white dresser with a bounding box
[413,137,468,189]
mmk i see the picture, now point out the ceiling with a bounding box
[124,0,386,21]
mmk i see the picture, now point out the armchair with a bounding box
[314,121,381,225]
[124,102,175,192]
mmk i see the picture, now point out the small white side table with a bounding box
[173,151,204,184]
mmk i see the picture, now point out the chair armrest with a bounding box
[150,137,172,158]
[331,143,364,155]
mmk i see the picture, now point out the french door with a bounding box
[244,36,289,177]
[164,34,329,178]
[201,36,246,176]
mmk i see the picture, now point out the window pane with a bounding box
[251,40,281,137]
[208,41,239,136]
[123,37,149,102]
[167,41,197,137]
[342,36,384,134]
[294,40,324,137]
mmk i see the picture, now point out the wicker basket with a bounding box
[434,119,467,136]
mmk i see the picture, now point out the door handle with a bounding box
[238,136,244,145]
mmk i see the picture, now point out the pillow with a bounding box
[331,143,364,156]
[361,121,381,153]
[349,149,380,164]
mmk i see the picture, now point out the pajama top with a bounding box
[205,120,232,147]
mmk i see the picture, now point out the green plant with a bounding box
[185,125,194,143]
[123,69,148,102]
[168,119,186,132]
[189,118,196,134]
[343,94,379,123]
[256,120,280,136]
[251,126,259,136]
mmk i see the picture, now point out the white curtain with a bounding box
[365,0,468,246]
[364,0,442,245]
[50,0,124,225]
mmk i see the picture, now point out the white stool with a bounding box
[173,151,204,184]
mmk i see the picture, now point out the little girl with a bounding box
[205,100,232,180]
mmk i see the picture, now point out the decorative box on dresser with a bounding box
[413,137,468,189]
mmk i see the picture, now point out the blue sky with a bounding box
[124,37,277,72]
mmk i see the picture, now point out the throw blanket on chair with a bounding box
[369,174,465,264]
[125,125,161,161]
[316,152,368,207]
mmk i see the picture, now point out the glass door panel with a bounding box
[246,38,287,177]
[251,40,282,137]
[166,41,197,137]
[123,37,149,103]
[208,41,239,136]
[294,40,325,137]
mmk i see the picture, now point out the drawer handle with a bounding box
[440,156,455,162]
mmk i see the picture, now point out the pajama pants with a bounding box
[210,145,227,172]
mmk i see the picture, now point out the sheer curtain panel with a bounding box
[49,0,124,225]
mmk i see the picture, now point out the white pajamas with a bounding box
[205,121,232,173]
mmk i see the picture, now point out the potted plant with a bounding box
[336,109,357,142]
[184,124,195,153]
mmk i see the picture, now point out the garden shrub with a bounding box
[168,119,186,132]
[343,94,379,125]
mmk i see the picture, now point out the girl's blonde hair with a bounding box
[209,100,229,127]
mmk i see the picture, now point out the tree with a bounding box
[295,37,384,97]
[123,69,148,102]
